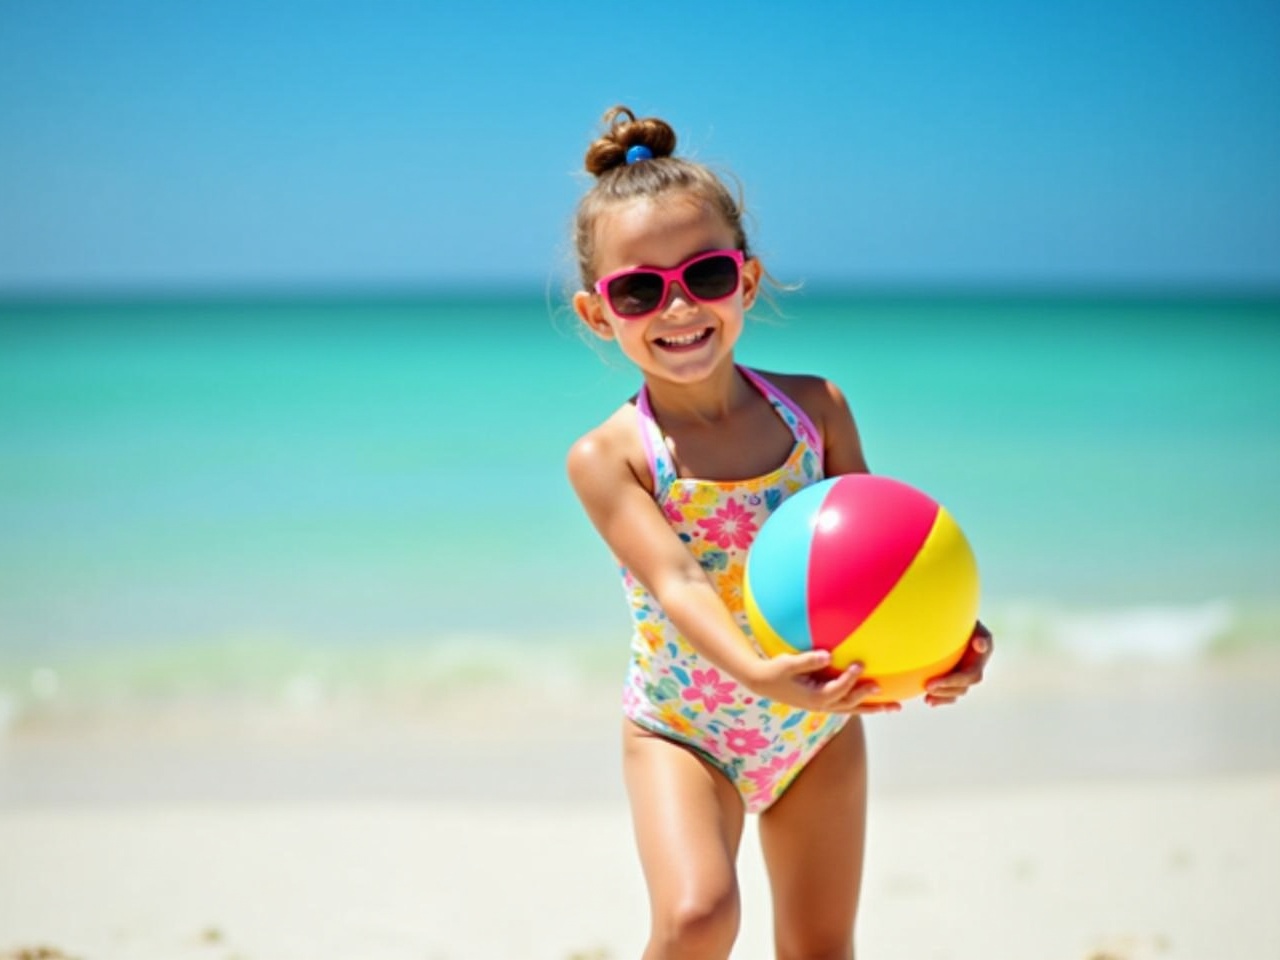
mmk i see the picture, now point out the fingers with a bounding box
[970,621,994,662]
[768,654,872,713]
[854,699,902,714]
[924,621,994,707]
[814,663,902,714]
[783,657,903,713]
[925,666,981,705]
[771,637,994,713]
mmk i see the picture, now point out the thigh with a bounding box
[758,717,868,959]
[622,720,747,913]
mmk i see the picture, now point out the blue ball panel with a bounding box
[745,480,832,652]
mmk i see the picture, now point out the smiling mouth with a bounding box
[655,327,713,349]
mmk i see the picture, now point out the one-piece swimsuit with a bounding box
[619,366,849,813]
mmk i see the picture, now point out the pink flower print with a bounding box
[696,498,759,550]
[665,486,704,523]
[745,751,800,799]
[681,667,735,713]
[724,727,770,757]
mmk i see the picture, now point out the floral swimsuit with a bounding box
[620,366,848,813]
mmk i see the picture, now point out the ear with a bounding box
[741,257,764,311]
[573,290,616,341]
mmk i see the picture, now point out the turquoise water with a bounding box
[2,294,1278,721]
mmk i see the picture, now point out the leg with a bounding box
[758,718,868,960]
[623,720,747,960]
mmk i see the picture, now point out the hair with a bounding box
[573,106,751,290]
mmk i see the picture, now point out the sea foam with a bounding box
[997,598,1237,663]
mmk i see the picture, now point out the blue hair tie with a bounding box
[625,144,654,165]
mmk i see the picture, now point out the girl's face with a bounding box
[573,190,761,386]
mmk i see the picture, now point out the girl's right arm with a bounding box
[566,417,880,714]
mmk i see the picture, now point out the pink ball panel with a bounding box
[806,475,941,651]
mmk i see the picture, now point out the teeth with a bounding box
[659,329,709,346]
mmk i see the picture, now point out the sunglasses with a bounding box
[593,249,746,319]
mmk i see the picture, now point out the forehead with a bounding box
[592,191,736,271]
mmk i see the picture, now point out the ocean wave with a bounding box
[0,601,1274,734]
[0,630,627,736]
[991,598,1266,662]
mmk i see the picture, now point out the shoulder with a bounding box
[749,368,868,475]
[565,400,652,497]
[748,368,855,423]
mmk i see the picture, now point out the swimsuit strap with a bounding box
[635,386,680,503]
[737,367,824,462]
[634,366,824,500]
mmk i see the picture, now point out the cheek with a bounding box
[613,319,649,346]
[719,294,748,328]
[716,303,748,348]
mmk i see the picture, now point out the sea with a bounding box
[2,292,1278,731]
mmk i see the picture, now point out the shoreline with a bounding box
[3,651,1278,808]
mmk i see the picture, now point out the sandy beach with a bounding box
[2,652,1278,960]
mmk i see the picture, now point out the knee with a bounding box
[651,883,740,956]
[775,903,856,960]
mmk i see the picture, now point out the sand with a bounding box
[1,653,1278,960]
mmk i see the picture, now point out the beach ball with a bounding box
[743,474,979,703]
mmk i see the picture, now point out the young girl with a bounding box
[565,106,993,960]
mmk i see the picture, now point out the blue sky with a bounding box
[1,0,1278,294]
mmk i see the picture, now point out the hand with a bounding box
[744,650,900,715]
[924,620,993,707]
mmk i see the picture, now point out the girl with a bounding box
[565,106,992,960]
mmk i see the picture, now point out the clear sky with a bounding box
[2,0,1278,294]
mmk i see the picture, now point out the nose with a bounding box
[662,278,696,314]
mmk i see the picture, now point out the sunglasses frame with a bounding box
[593,248,747,320]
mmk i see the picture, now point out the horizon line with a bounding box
[4,277,1280,309]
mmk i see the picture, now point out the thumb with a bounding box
[782,649,833,675]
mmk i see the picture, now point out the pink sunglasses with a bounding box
[594,249,746,320]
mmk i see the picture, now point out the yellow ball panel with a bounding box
[859,647,969,704]
[830,507,979,685]
[743,565,795,659]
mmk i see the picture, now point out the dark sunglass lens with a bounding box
[606,272,664,316]
[684,255,739,300]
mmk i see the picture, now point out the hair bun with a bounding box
[583,105,678,177]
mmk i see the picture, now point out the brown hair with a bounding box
[573,106,751,289]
